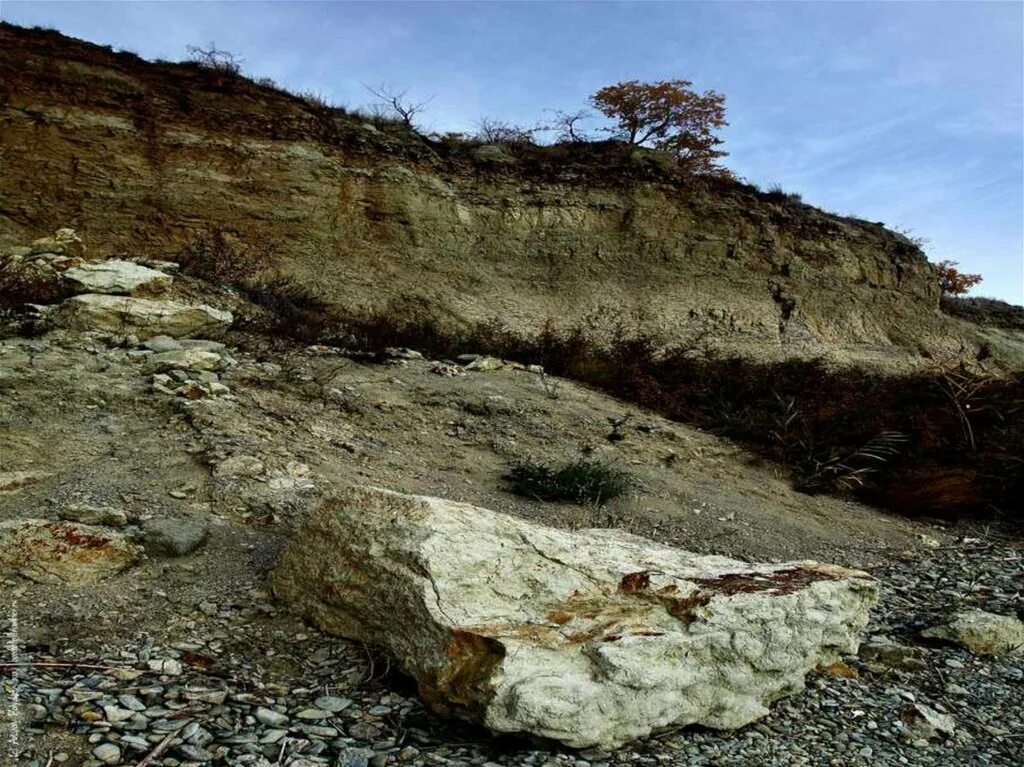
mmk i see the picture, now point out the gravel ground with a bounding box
[4,534,1021,767]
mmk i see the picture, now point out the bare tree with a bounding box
[545,109,592,143]
[364,83,433,129]
[186,43,243,75]
[475,117,535,145]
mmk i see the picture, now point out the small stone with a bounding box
[147,348,222,373]
[59,502,129,527]
[335,749,373,767]
[922,610,1024,655]
[143,335,183,352]
[141,516,209,557]
[146,659,183,676]
[102,705,135,723]
[63,259,172,296]
[313,695,352,713]
[183,688,227,704]
[176,744,214,762]
[255,707,289,727]
[295,708,332,720]
[348,722,382,740]
[900,703,956,741]
[0,519,139,584]
[92,743,121,765]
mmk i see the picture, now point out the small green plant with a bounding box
[506,458,631,504]
[539,372,562,399]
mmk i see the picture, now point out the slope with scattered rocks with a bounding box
[0,232,1021,766]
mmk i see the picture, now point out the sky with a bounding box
[3,1,1022,304]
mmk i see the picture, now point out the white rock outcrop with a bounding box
[62,259,173,296]
[53,294,232,339]
[272,486,878,749]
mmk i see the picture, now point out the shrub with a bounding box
[506,458,632,504]
[939,295,1024,330]
[0,256,62,308]
[936,260,983,296]
[186,43,242,75]
[474,118,536,146]
[174,229,273,285]
[764,184,802,203]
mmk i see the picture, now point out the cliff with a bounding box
[2,23,1018,367]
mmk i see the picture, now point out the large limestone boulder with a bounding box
[62,259,173,296]
[0,519,140,584]
[272,487,878,749]
[53,294,232,339]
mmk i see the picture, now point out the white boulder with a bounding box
[53,294,232,339]
[62,259,173,296]
[922,609,1024,655]
[272,486,878,748]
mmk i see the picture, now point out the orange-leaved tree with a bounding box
[590,79,728,174]
[936,261,983,296]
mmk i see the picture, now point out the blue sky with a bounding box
[4,1,1022,303]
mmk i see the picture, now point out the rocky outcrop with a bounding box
[0,519,139,584]
[2,24,1014,368]
[272,486,878,748]
[62,259,172,296]
[53,294,232,338]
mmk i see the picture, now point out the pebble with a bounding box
[91,743,120,765]
[295,707,333,720]
[314,695,353,712]
[255,707,290,727]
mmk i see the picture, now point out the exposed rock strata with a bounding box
[3,24,1017,367]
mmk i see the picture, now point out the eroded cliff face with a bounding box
[1,24,1009,366]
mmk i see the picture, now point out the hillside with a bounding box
[0,235,1022,765]
[2,21,1024,766]
[2,23,1019,369]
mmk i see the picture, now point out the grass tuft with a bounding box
[506,458,632,504]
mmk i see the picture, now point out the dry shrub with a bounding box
[0,256,63,308]
[174,229,274,285]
